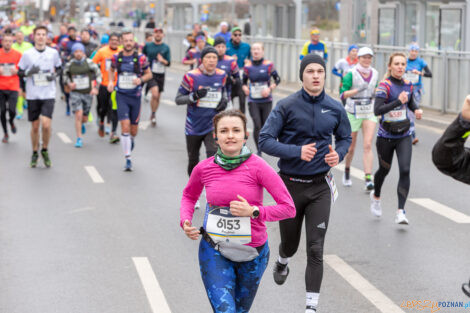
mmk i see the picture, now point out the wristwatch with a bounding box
[252,206,260,219]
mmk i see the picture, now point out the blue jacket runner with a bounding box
[259,88,352,176]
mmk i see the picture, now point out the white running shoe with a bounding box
[342,172,352,187]
[370,191,382,217]
[364,181,374,192]
[194,200,200,210]
[395,209,409,225]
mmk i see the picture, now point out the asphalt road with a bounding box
[1,67,469,313]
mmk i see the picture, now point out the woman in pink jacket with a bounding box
[180,109,296,313]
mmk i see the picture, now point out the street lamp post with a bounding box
[156,0,165,24]
[79,0,84,25]
[39,0,44,20]
[231,0,235,23]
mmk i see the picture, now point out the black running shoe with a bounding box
[306,305,317,312]
[273,261,289,285]
[10,122,16,134]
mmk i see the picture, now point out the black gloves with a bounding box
[26,65,40,77]
[193,88,209,101]
[46,73,56,81]
[216,97,228,112]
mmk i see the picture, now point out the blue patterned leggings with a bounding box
[198,239,270,313]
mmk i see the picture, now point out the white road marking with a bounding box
[69,206,95,214]
[324,254,405,313]
[139,121,151,130]
[165,77,174,81]
[334,163,365,180]
[409,198,470,223]
[161,99,175,106]
[57,132,72,144]
[84,166,104,184]
[133,257,172,313]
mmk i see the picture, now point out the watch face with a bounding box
[253,209,260,217]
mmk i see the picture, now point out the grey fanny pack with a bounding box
[200,227,259,262]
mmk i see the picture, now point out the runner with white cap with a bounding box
[215,21,231,43]
[340,47,378,191]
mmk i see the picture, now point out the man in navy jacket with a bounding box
[259,54,351,313]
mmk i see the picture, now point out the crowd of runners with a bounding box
[2,18,469,313]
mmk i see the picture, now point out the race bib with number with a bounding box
[325,172,338,204]
[1,63,14,76]
[353,98,374,119]
[313,50,324,58]
[205,206,251,245]
[105,59,112,71]
[118,73,137,90]
[404,71,420,84]
[32,72,50,87]
[250,82,269,99]
[384,108,407,122]
[151,61,165,74]
[198,89,222,109]
[73,75,90,90]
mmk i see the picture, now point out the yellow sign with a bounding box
[50,6,56,16]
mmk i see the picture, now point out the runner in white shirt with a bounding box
[18,25,62,168]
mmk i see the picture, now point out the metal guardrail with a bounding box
[95,26,469,113]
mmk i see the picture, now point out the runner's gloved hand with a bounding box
[216,97,228,112]
[26,65,40,77]
[193,88,209,100]
[46,73,56,81]
[190,88,209,102]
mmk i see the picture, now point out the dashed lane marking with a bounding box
[409,198,470,224]
[68,206,95,214]
[57,132,72,144]
[161,99,175,106]
[84,166,104,183]
[325,254,405,313]
[334,163,365,180]
[133,257,172,313]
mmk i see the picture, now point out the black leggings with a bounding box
[0,90,18,135]
[374,135,412,209]
[97,85,111,123]
[97,85,118,132]
[279,175,331,293]
[186,132,217,176]
[248,101,272,153]
[231,82,246,114]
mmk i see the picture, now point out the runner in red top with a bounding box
[0,33,22,143]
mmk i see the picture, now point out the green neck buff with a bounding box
[214,146,252,171]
